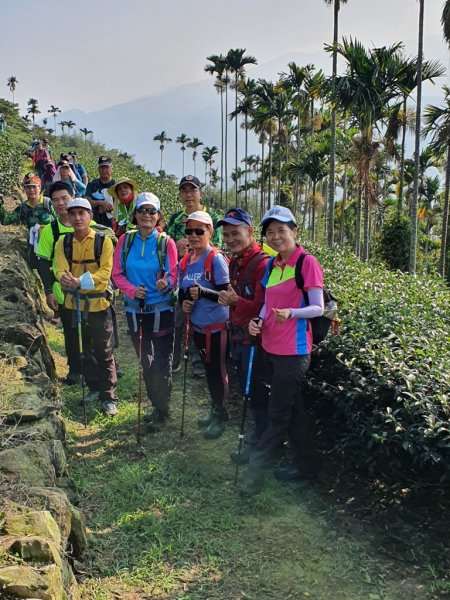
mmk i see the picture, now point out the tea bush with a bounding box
[0,131,23,197]
[308,245,450,480]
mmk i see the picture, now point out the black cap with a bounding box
[98,155,112,166]
[179,175,201,189]
[60,153,70,162]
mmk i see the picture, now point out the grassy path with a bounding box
[46,320,434,600]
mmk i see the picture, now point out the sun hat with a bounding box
[216,207,253,227]
[108,177,138,201]
[186,211,213,227]
[67,198,93,212]
[23,174,41,187]
[260,205,296,227]
[179,175,201,189]
[135,192,160,212]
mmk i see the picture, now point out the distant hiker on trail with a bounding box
[55,198,119,417]
[85,155,116,228]
[240,206,324,496]
[32,142,51,177]
[36,182,92,384]
[0,173,55,268]
[112,192,177,432]
[42,138,53,162]
[107,177,139,237]
[179,211,230,439]
[165,175,222,247]
[215,208,270,464]
[69,151,88,187]
[53,160,86,197]
[41,160,57,194]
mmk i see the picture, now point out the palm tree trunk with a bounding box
[234,74,239,204]
[439,141,450,277]
[355,177,363,257]
[244,114,249,210]
[225,74,229,208]
[409,0,424,274]
[398,97,408,213]
[327,0,339,247]
[182,150,185,176]
[363,188,370,261]
[220,88,224,207]
[260,140,265,218]
[339,166,348,245]
[268,132,273,208]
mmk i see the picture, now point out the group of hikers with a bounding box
[1,151,329,496]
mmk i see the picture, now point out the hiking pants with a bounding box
[193,330,228,418]
[59,304,81,374]
[230,339,270,444]
[127,310,174,416]
[78,308,117,402]
[248,351,320,473]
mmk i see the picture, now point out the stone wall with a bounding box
[0,229,85,600]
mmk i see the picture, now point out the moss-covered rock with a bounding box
[0,563,64,599]
[0,442,57,486]
[3,535,62,568]
[2,510,61,549]
[26,487,73,548]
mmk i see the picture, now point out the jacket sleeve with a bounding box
[165,237,178,292]
[233,255,269,320]
[111,234,138,299]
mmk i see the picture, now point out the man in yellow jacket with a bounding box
[55,198,118,416]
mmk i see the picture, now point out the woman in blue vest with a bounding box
[179,211,230,439]
[112,193,177,432]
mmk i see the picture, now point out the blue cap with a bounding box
[216,208,253,227]
[260,205,296,226]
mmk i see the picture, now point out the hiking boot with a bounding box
[273,465,318,482]
[172,363,182,373]
[101,401,119,417]
[230,445,253,466]
[239,468,265,496]
[143,408,168,424]
[197,411,213,428]
[63,371,81,386]
[83,390,99,405]
[192,361,206,379]
[204,416,226,440]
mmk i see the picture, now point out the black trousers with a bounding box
[75,308,117,402]
[59,304,81,374]
[193,330,228,417]
[248,351,320,473]
[127,310,174,415]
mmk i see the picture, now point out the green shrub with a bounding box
[0,131,23,197]
[373,209,410,271]
[306,245,450,481]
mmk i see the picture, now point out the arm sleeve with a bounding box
[290,288,324,319]
[164,237,178,292]
[233,256,269,320]
[111,235,138,299]
[55,237,70,282]
[36,258,55,293]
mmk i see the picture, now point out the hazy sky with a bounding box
[1,0,448,115]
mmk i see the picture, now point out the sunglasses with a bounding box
[185,228,207,236]
[136,207,158,215]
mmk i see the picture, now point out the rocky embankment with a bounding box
[0,228,85,600]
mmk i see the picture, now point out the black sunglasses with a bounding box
[185,228,207,236]
[136,207,158,215]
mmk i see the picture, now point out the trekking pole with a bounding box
[74,290,87,428]
[233,342,256,485]
[180,314,190,438]
[137,297,145,445]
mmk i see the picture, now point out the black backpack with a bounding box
[267,252,337,345]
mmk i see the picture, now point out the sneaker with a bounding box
[273,465,318,482]
[172,363,182,373]
[83,390,99,404]
[101,401,119,416]
[239,468,265,496]
[204,417,225,440]
[143,408,168,424]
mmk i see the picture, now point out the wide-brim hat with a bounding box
[108,177,139,201]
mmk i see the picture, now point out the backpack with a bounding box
[229,251,268,299]
[179,247,229,287]
[267,252,338,345]
[121,229,169,277]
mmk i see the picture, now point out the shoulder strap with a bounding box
[121,230,138,276]
[203,247,222,286]
[294,252,309,290]
[93,233,105,267]
[157,232,169,274]
[63,232,74,268]
[50,220,61,260]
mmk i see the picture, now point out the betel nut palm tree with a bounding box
[324,0,349,247]
[409,0,425,274]
[27,98,40,126]
[48,105,61,135]
[205,54,228,205]
[7,76,18,104]
[80,127,93,142]
[188,137,203,176]
[153,131,172,176]
[423,86,450,277]
[226,48,257,202]
[175,133,191,177]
